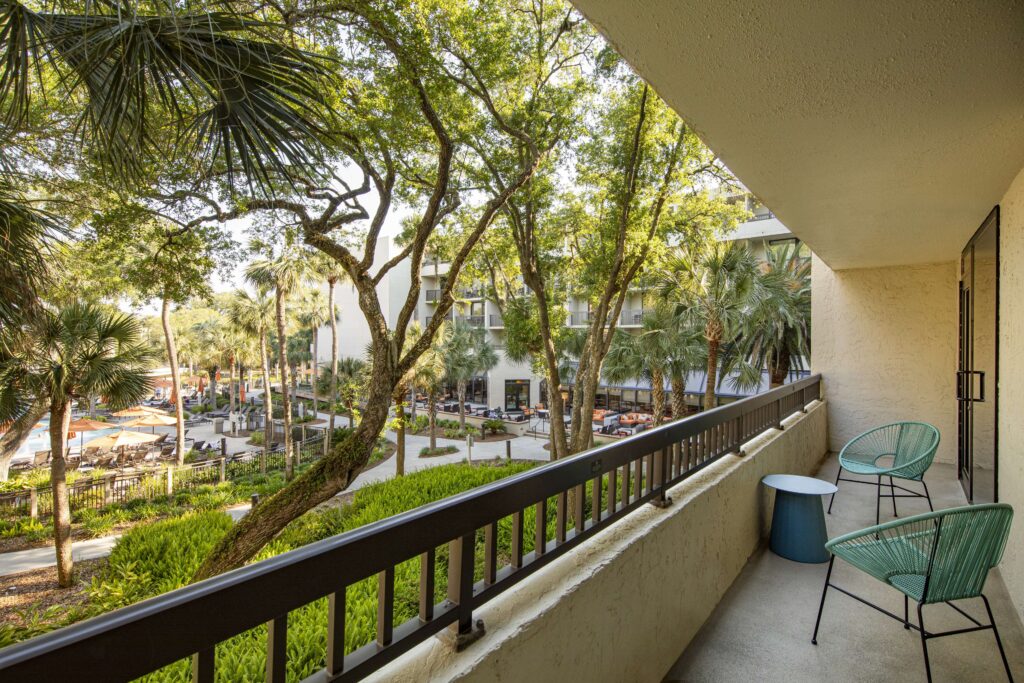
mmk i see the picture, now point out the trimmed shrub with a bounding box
[482,418,506,435]
[419,445,458,457]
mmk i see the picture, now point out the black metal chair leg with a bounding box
[876,475,882,527]
[811,556,835,645]
[981,594,1015,682]
[890,476,898,516]
[918,602,933,683]
[904,594,910,629]
[922,479,934,512]
[827,466,841,514]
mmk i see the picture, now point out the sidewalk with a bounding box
[0,410,552,577]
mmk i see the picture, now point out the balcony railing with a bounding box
[459,315,485,327]
[747,210,776,222]
[620,309,645,326]
[461,287,485,299]
[569,311,593,326]
[0,376,822,682]
[425,289,440,303]
[489,314,504,328]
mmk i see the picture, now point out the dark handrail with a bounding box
[0,375,822,682]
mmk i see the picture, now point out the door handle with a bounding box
[957,370,985,402]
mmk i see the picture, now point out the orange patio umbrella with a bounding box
[85,430,160,450]
[67,418,114,455]
[121,414,178,433]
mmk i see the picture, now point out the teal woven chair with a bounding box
[812,504,1014,682]
[829,421,940,525]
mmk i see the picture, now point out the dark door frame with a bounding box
[957,205,999,503]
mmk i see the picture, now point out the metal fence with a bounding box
[0,430,328,520]
[0,376,821,681]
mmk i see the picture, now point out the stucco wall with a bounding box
[369,401,828,683]
[811,257,958,463]
[997,165,1024,624]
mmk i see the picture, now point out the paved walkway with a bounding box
[0,409,551,577]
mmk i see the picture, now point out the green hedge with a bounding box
[24,462,538,681]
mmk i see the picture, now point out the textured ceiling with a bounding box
[571,0,1024,269]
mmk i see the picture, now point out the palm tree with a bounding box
[404,322,448,459]
[317,357,366,428]
[227,289,276,460]
[246,252,311,479]
[313,257,346,446]
[442,320,499,428]
[723,244,811,390]
[659,241,761,410]
[193,318,230,408]
[299,289,330,416]
[0,304,153,586]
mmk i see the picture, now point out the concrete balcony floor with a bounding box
[667,458,1024,682]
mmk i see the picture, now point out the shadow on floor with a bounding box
[665,458,1024,682]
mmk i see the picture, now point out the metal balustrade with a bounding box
[0,376,821,682]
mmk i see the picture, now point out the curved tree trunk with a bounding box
[670,373,687,422]
[704,336,720,411]
[328,279,338,448]
[259,332,273,460]
[0,398,48,481]
[49,400,73,587]
[195,361,396,580]
[161,297,187,466]
[274,290,293,479]
[428,390,437,450]
[651,367,665,426]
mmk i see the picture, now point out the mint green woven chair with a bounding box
[829,421,940,525]
[812,504,1014,682]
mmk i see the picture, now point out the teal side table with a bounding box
[762,474,838,564]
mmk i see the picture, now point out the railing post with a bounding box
[260,451,267,473]
[29,488,37,520]
[775,398,784,430]
[218,458,226,484]
[166,465,174,495]
[651,447,672,508]
[220,438,226,457]
[447,533,483,648]
[505,440,511,462]
[104,474,115,506]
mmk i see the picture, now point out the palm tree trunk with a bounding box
[311,325,319,416]
[161,297,187,466]
[328,279,338,446]
[259,332,273,459]
[0,398,48,480]
[768,349,792,388]
[290,365,299,417]
[457,381,467,428]
[670,373,687,421]
[704,337,720,411]
[428,390,437,450]
[651,367,665,426]
[393,388,405,476]
[228,356,236,414]
[49,400,73,587]
[274,289,293,479]
[208,369,217,406]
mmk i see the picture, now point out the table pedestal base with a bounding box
[769,490,830,564]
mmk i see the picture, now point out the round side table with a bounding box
[762,474,838,564]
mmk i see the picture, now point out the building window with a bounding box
[504,380,530,411]
[768,237,811,259]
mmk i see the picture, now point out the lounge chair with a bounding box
[812,504,1014,682]
[828,421,940,525]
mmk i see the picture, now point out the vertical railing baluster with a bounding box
[608,467,618,515]
[620,464,629,509]
[326,589,346,677]
[556,492,567,544]
[448,533,475,635]
[591,475,601,524]
[653,448,665,504]
[266,614,287,683]
[633,457,642,501]
[377,567,395,647]
[535,499,547,557]
[511,511,524,568]
[419,549,436,621]
[484,522,498,586]
[574,484,585,534]
[192,647,214,683]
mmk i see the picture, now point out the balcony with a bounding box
[619,309,644,326]
[489,313,504,328]
[459,315,485,327]
[425,289,440,303]
[461,287,485,300]
[569,311,593,326]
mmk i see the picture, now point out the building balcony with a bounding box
[569,311,593,326]
[425,289,441,303]
[458,315,485,327]
[461,287,485,300]
[489,314,504,328]
[619,308,644,327]
[2,376,1021,682]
